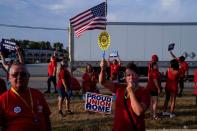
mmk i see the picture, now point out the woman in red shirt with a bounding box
[163,59,180,118]
[147,62,161,120]
[99,59,150,131]
[82,64,99,94]
[56,60,73,117]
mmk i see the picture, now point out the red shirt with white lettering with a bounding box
[111,83,150,131]
[0,88,51,131]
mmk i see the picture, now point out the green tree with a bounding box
[53,42,63,51]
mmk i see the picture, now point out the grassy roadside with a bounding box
[46,91,197,130]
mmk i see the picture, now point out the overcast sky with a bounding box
[0,0,197,48]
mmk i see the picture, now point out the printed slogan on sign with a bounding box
[85,92,113,114]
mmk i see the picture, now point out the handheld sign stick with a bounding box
[103,51,105,59]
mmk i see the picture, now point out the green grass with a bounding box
[46,91,197,130]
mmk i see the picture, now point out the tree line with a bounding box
[8,38,67,53]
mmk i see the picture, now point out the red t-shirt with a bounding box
[82,72,98,93]
[110,63,121,77]
[179,61,189,78]
[0,88,51,131]
[48,61,57,76]
[165,68,180,94]
[113,83,150,131]
[176,59,189,78]
[56,69,71,89]
[147,69,161,92]
[194,69,197,95]
[70,77,81,91]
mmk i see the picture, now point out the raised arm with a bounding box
[16,45,24,64]
[107,56,111,66]
[99,59,116,93]
[0,52,9,71]
[117,55,121,65]
[169,50,177,59]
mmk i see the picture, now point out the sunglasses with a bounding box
[10,72,30,78]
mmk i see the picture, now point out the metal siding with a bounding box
[180,26,197,61]
[144,26,163,61]
[73,22,197,62]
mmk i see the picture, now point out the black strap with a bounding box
[124,93,137,130]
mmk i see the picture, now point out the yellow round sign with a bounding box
[98,31,110,51]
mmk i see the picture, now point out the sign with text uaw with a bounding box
[85,92,113,114]
[0,39,16,53]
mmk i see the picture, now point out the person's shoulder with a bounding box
[0,90,11,100]
[29,88,43,96]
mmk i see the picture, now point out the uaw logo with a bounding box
[98,31,110,51]
[14,106,22,113]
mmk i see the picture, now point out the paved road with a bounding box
[0,64,195,93]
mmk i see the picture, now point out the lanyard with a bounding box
[11,87,34,113]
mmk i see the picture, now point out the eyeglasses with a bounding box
[10,72,30,78]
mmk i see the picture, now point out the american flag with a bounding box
[70,2,107,37]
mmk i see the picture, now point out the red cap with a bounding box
[152,54,158,62]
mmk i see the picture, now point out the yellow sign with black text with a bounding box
[98,31,110,51]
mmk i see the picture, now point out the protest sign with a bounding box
[98,31,110,51]
[109,50,119,57]
[0,39,16,52]
[168,43,175,51]
[98,31,111,58]
[85,92,113,114]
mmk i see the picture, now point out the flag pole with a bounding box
[105,0,107,17]
[68,23,73,73]
[102,0,107,59]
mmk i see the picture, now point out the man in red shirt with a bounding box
[99,59,150,131]
[107,56,121,81]
[170,51,189,97]
[45,56,57,93]
[0,64,51,131]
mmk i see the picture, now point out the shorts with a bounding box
[57,87,72,99]
[150,91,158,96]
